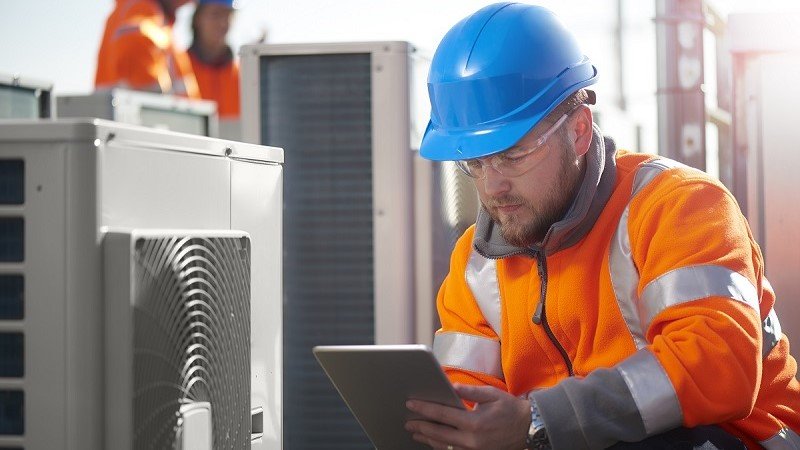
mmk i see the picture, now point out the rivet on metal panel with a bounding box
[376,65,383,72]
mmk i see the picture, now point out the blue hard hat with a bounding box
[419,2,598,161]
[198,0,235,8]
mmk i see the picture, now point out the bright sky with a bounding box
[1,0,799,95]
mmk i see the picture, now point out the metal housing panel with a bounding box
[0,144,69,450]
[98,130,231,230]
[231,160,283,449]
[754,53,800,354]
[731,14,800,355]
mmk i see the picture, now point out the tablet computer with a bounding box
[313,344,466,450]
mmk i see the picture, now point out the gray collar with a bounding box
[473,124,617,258]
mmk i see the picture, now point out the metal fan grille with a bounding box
[132,235,250,450]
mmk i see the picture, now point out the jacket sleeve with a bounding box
[532,169,764,449]
[114,22,171,92]
[433,227,507,391]
[631,171,762,425]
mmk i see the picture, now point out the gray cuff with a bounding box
[531,365,649,450]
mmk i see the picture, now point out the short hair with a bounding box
[544,89,595,125]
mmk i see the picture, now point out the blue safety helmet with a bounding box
[419,2,598,161]
[198,0,235,8]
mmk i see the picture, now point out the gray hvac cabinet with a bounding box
[240,41,478,449]
[0,119,283,449]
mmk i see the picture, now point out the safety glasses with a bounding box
[455,112,571,179]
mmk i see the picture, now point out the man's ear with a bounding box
[571,105,593,157]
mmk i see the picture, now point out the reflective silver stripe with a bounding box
[761,428,800,450]
[465,249,502,336]
[433,331,504,380]
[609,205,647,349]
[617,349,683,435]
[763,307,783,358]
[609,160,685,349]
[640,265,759,325]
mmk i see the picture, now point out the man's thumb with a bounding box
[454,384,502,404]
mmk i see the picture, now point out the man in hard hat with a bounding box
[404,3,800,449]
[187,0,240,119]
[95,0,200,98]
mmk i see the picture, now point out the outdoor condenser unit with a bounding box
[0,73,52,119]
[240,41,478,449]
[57,88,219,137]
[0,119,283,449]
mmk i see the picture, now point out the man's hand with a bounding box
[404,384,531,450]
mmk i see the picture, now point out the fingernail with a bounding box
[406,400,416,410]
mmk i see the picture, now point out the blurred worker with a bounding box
[405,3,800,449]
[187,0,240,119]
[95,0,200,98]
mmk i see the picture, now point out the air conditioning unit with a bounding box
[240,41,478,449]
[0,119,283,449]
[57,88,219,137]
[0,72,52,119]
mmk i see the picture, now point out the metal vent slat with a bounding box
[262,52,374,449]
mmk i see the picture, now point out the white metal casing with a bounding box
[0,118,283,449]
[56,88,219,137]
[239,40,478,448]
[730,13,800,356]
[0,72,53,119]
[241,41,416,345]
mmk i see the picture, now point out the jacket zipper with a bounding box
[531,250,574,376]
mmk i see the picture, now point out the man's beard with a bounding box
[484,145,584,247]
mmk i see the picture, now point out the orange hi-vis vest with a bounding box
[433,128,800,449]
[187,46,240,119]
[95,0,199,99]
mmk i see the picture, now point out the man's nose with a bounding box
[480,165,511,196]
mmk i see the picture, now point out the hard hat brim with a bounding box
[419,116,542,162]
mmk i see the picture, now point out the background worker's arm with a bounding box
[109,22,172,93]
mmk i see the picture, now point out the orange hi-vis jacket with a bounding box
[95,0,199,98]
[433,127,800,449]
[187,45,240,119]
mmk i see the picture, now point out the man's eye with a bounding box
[499,151,525,162]
[466,160,483,169]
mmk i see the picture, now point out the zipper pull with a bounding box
[531,250,546,325]
[532,300,543,324]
